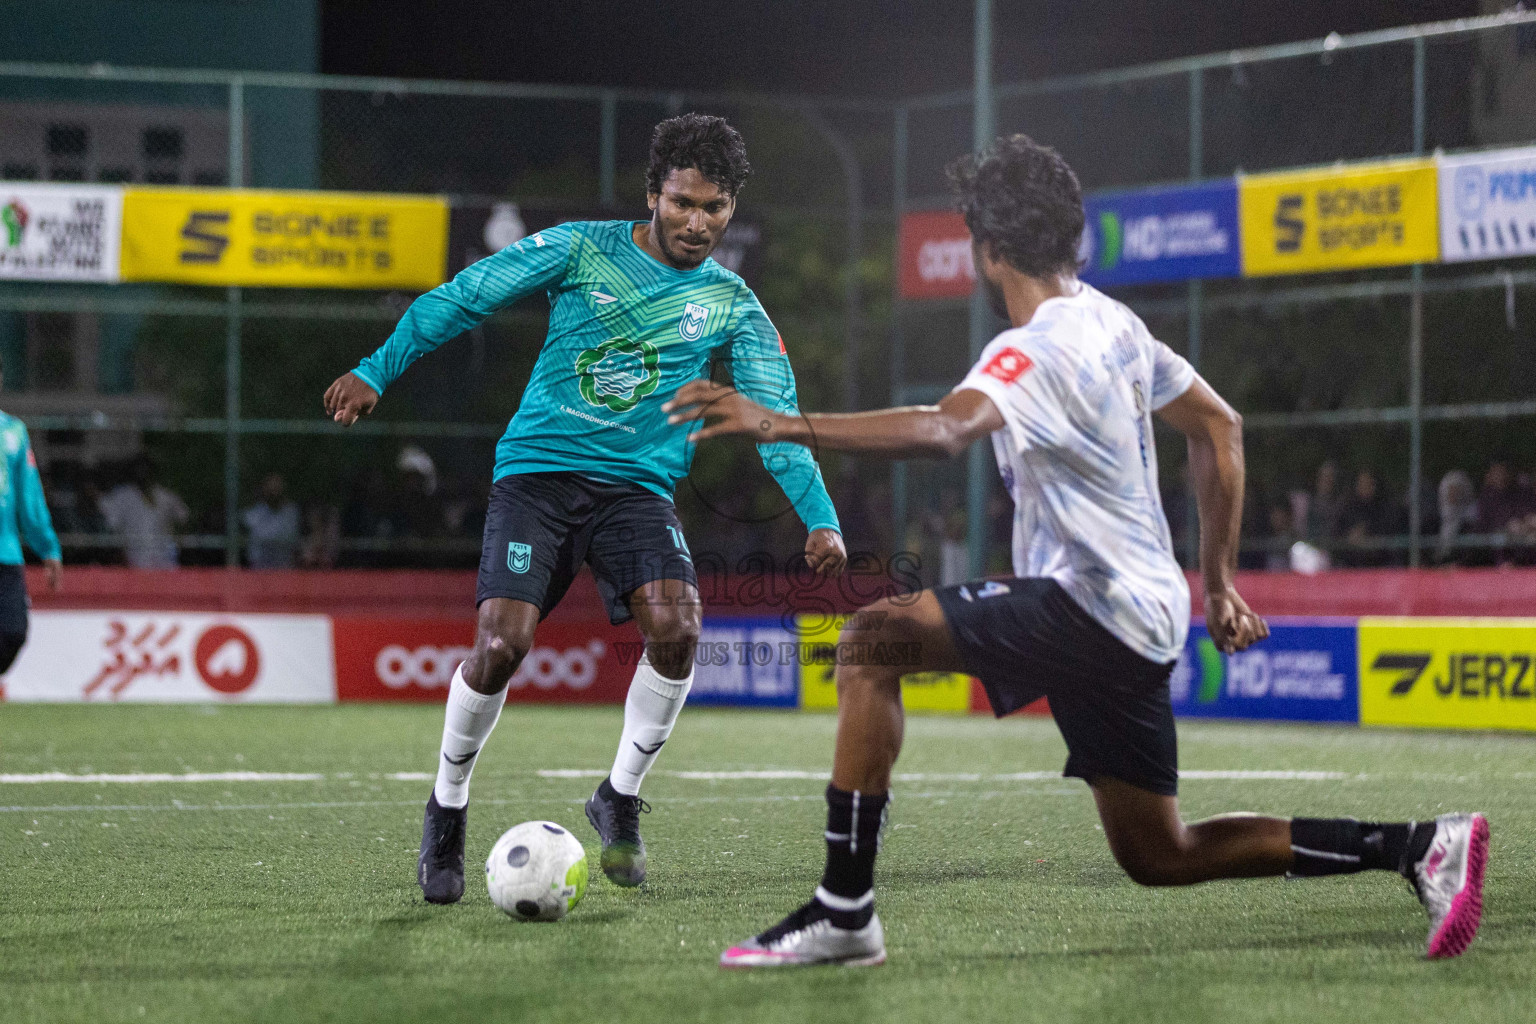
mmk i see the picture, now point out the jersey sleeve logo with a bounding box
[981,347,1033,384]
[777,331,786,354]
[679,302,710,341]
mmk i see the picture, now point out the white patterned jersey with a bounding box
[953,284,1195,663]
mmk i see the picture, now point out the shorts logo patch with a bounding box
[976,580,1011,599]
[575,336,661,413]
[982,347,1033,384]
[679,302,710,342]
[507,542,532,574]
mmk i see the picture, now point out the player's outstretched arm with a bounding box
[664,380,1003,460]
[1154,375,1268,655]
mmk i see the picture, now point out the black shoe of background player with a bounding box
[418,792,467,904]
[585,777,649,887]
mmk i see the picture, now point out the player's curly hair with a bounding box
[646,113,751,197]
[947,134,1083,278]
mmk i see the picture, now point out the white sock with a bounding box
[608,657,693,796]
[433,665,506,809]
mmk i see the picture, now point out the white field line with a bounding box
[0,768,1350,785]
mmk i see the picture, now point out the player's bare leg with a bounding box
[419,598,538,904]
[722,590,960,967]
[587,578,702,886]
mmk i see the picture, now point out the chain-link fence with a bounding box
[1,10,1534,576]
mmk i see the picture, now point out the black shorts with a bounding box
[934,577,1179,796]
[476,471,697,626]
[0,564,29,636]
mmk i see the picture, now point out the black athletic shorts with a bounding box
[934,577,1179,796]
[0,564,29,636]
[476,471,696,626]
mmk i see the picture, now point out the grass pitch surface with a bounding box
[2,704,1533,1024]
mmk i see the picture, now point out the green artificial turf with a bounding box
[1,704,1532,1023]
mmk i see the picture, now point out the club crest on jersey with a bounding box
[575,336,661,413]
[679,302,710,341]
[507,542,532,574]
[982,347,1033,384]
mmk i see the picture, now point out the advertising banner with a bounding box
[1080,180,1241,287]
[332,617,634,704]
[1239,159,1439,276]
[0,183,122,282]
[897,210,974,300]
[447,202,765,283]
[1438,146,1536,262]
[1169,619,1358,722]
[1,612,334,703]
[1359,617,1536,732]
[689,617,798,707]
[119,187,448,289]
[797,612,972,713]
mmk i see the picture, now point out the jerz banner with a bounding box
[119,187,448,289]
[1079,180,1240,287]
[1438,145,1536,262]
[1240,159,1439,276]
[1169,619,1358,723]
[0,183,122,282]
[1359,617,1536,732]
[447,201,765,283]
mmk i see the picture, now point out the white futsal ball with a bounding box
[485,820,589,921]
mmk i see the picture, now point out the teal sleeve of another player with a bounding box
[15,429,60,562]
[352,223,576,395]
[727,294,841,536]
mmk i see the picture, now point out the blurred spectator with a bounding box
[242,473,300,570]
[46,461,110,556]
[395,445,442,550]
[98,457,188,569]
[1476,462,1524,535]
[1264,503,1296,572]
[1306,460,1344,547]
[438,474,485,541]
[1339,469,1398,567]
[1435,469,1479,565]
[300,503,341,569]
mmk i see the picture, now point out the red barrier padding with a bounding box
[1190,569,1536,618]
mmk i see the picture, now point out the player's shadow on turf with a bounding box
[939,925,1423,963]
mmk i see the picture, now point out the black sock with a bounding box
[817,785,888,928]
[1288,818,1435,877]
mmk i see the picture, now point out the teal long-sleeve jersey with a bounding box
[0,412,61,565]
[354,220,840,534]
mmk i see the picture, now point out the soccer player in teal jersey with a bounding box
[0,358,63,674]
[324,114,845,902]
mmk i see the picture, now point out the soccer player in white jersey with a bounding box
[668,134,1488,967]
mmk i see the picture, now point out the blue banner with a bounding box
[1080,180,1241,287]
[689,617,798,708]
[1169,619,1358,723]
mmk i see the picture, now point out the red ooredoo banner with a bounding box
[898,210,974,300]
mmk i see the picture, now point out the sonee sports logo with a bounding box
[180,211,231,264]
[981,347,1033,384]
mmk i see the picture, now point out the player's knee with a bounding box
[1104,825,1194,887]
[642,607,700,678]
[468,611,534,691]
[833,603,913,698]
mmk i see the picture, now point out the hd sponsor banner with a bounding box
[331,617,633,704]
[1169,619,1358,723]
[797,611,972,713]
[1438,146,1536,262]
[1080,180,1241,287]
[119,187,448,289]
[447,202,765,284]
[897,210,974,300]
[0,183,122,282]
[1359,617,1536,732]
[689,617,798,708]
[1,611,334,703]
[1239,159,1439,276]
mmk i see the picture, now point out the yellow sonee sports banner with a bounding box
[119,187,448,289]
[1359,617,1536,732]
[796,612,972,714]
[1239,159,1439,276]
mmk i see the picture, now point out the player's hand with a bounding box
[663,380,777,443]
[323,372,379,427]
[42,558,62,593]
[1204,586,1268,654]
[804,528,847,577]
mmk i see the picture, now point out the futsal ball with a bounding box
[485,820,589,921]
